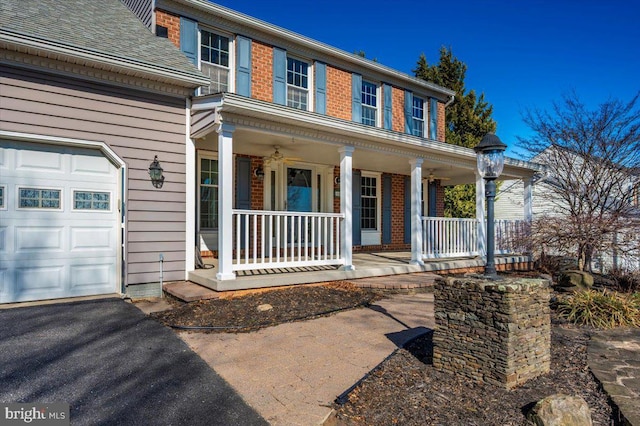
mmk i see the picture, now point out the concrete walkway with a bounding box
[180,291,435,425]
[588,327,640,425]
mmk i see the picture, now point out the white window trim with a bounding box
[197,151,219,252]
[70,189,113,212]
[16,186,63,211]
[413,95,426,137]
[286,55,314,112]
[360,171,381,245]
[360,80,381,127]
[0,184,6,210]
[198,26,235,95]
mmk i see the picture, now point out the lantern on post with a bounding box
[474,133,507,277]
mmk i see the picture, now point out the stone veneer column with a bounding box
[433,277,551,389]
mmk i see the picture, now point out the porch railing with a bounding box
[232,209,344,271]
[495,219,530,255]
[422,217,480,259]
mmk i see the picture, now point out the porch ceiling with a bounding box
[192,94,541,184]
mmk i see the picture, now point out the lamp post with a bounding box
[474,133,507,278]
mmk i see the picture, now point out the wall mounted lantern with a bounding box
[254,165,265,181]
[148,155,165,189]
[474,133,507,278]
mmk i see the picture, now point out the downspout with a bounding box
[444,94,455,108]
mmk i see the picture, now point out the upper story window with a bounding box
[412,96,425,137]
[361,81,378,126]
[287,57,309,110]
[200,29,230,95]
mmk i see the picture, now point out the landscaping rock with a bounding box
[527,394,592,426]
[558,271,594,290]
[257,304,273,312]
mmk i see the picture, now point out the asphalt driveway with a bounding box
[0,298,266,425]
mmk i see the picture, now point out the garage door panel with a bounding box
[70,262,115,290]
[71,154,116,177]
[0,227,6,252]
[70,227,114,251]
[16,148,64,172]
[16,264,65,292]
[15,226,65,252]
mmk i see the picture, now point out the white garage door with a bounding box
[0,141,120,303]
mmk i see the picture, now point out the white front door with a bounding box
[0,141,119,303]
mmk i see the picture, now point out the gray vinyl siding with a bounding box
[120,0,154,28]
[0,66,188,287]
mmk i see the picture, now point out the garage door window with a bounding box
[18,187,61,209]
[73,191,111,211]
[0,185,5,209]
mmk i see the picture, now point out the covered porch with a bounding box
[186,93,538,290]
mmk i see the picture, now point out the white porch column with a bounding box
[476,171,487,258]
[524,177,533,222]
[216,122,236,281]
[339,146,355,271]
[410,158,424,265]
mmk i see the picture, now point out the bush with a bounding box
[557,290,640,329]
[608,268,640,293]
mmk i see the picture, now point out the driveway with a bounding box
[0,298,266,426]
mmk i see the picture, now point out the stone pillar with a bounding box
[433,277,551,389]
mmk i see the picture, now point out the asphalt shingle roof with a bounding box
[0,0,204,83]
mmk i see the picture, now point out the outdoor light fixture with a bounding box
[148,155,165,188]
[254,165,265,181]
[474,133,507,278]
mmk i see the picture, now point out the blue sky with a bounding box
[212,0,639,158]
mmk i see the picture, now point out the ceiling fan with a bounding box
[263,145,302,166]
[425,169,451,184]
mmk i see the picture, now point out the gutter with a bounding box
[445,94,455,107]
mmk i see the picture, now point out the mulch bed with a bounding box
[151,281,382,332]
[148,281,616,424]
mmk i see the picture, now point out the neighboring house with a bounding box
[496,149,640,271]
[1,0,540,304]
[0,0,208,303]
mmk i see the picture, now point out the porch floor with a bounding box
[188,252,531,292]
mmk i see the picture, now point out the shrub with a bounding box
[557,290,640,329]
[608,268,640,293]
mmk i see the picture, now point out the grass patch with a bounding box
[557,290,640,328]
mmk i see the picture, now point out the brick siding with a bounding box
[326,65,351,121]
[251,40,273,102]
[391,86,405,133]
[155,9,180,49]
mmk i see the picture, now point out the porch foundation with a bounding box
[433,276,550,389]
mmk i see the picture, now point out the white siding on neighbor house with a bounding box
[496,179,560,220]
[0,66,188,287]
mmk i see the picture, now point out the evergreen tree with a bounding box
[414,48,497,217]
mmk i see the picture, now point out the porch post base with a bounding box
[339,265,356,272]
[410,259,425,266]
[216,272,236,281]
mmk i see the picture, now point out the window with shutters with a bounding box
[361,81,378,126]
[412,96,425,137]
[200,29,231,95]
[287,57,311,110]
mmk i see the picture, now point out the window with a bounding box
[287,57,309,110]
[412,96,425,137]
[361,81,378,126]
[200,157,218,229]
[73,191,110,211]
[0,185,5,209]
[200,30,230,95]
[361,176,378,230]
[19,187,61,209]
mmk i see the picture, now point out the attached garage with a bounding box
[0,140,122,303]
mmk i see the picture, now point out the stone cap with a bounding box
[435,276,550,293]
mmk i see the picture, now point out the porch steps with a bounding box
[163,281,221,302]
[350,272,440,289]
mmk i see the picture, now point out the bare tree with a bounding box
[518,91,640,271]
